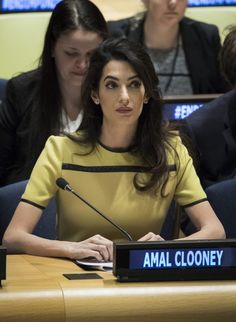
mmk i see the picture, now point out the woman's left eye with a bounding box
[65,51,78,57]
[129,80,142,88]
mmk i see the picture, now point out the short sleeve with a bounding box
[22,136,63,208]
[173,136,207,207]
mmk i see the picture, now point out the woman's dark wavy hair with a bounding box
[220,25,236,88]
[26,0,108,176]
[78,37,175,193]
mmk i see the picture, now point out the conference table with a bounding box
[1,255,236,322]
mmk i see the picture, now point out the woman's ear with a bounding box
[144,96,149,104]
[91,91,100,105]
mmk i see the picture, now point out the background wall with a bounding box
[0,0,235,79]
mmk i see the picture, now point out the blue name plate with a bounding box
[113,239,236,282]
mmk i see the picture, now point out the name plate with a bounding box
[113,239,236,282]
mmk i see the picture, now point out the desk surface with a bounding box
[1,255,236,322]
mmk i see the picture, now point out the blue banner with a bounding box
[188,0,236,6]
[1,0,60,12]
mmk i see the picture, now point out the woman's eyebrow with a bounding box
[103,75,118,82]
[103,74,139,82]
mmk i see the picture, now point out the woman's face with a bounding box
[53,28,103,88]
[142,0,187,25]
[92,60,147,130]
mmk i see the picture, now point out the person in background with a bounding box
[3,38,225,261]
[179,25,236,236]
[0,0,108,187]
[182,25,236,189]
[108,0,227,96]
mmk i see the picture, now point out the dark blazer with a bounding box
[0,79,8,103]
[183,90,236,188]
[108,15,227,94]
[0,70,40,186]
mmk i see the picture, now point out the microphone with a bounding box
[56,177,133,241]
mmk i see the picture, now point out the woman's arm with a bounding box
[138,200,225,241]
[3,201,113,261]
[181,200,225,240]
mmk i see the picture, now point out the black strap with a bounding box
[164,32,180,94]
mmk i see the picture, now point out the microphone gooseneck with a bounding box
[56,177,72,192]
[56,177,133,241]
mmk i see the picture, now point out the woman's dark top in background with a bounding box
[0,79,7,103]
[182,89,236,188]
[108,15,227,95]
[0,70,41,186]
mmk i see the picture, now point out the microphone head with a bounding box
[56,177,69,190]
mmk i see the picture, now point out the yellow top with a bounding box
[22,134,206,241]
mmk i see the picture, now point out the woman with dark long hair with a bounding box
[0,0,108,186]
[3,38,225,261]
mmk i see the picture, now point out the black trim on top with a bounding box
[182,198,208,209]
[62,164,177,173]
[21,198,45,210]
[98,140,135,153]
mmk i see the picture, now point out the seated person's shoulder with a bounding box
[108,13,144,36]
[108,17,132,34]
[7,69,41,97]
[186,90,235,126]
[107,16,131,27]
[179,91,236,145]
[9,69,40,87]
[182,16,219,34]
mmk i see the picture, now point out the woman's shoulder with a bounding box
[4,69,41,115]
[108,12,145,37]
[46,133,79,146]
[165,132,185,155]
[181,16,219,35]
[7,69,41,104]
[9,69,41,89]
[45,132,91,153]
[108,14,136,28]
[167,131,181,143]
[165,132,192,170]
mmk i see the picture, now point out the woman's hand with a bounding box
[138,232,165,242]
[65,234,113,261]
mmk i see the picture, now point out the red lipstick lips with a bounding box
[116,107,132,113]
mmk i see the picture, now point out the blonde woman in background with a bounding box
[108,0,227,96]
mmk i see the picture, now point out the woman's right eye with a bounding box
[65,51,78,57]
[105,81,117,89]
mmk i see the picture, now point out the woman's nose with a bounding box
[76,57,89,72]
[119,86,129,105]
[168,0,177,8]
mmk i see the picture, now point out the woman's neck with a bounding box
[143,14,179,49]
[60,84,82,121]
[99,123,137,149]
